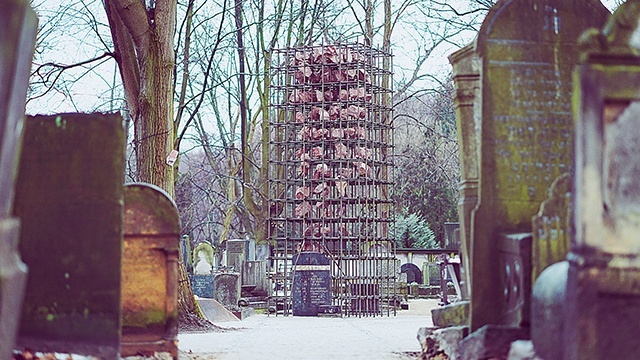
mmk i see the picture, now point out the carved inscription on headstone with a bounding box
[292,252,331,316]
[189,274,215,298]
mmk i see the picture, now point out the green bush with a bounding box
[392,212,437,249]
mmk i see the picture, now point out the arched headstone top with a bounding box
[579,2,640,62]
[124,183,179,236]
[477,0,609,58]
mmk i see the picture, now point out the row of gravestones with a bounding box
[444,0,640,359]
[0,4,181,356]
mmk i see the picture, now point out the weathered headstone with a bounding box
[192,242,215,274]
[180,235,192,273]
[449,42,480,300]
[121,183,179,358]
[0,1,36,358]
[13,113,125,358]
[565,5,640,358]
[242,260,269,296]
[291,252,331,316]
[468,0,608,331]
[531,173,571,282]
[214,273,241,311]
[227,239,249,272]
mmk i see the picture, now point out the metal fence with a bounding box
[268,43,396,316]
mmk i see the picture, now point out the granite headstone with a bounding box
[292,252,331,316]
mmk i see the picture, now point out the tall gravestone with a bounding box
[121,183,179,359]
[190,242,215,298]
[449,42,480,300]
[566,4,640,358]
[13,113,125,358]
[469,0,609,331]
[0,1,36,358]
[292,252,331,316]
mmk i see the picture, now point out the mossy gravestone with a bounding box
[470,0,608,331]
[13,113,125,358]
[0,1,36,358]
[122,183,179,358]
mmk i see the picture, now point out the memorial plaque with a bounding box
[292,252,331,316]
[189,274,215,298]
[13,113,125,358]
[469,0,608,331]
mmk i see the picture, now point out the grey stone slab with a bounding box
[431,301,469,328]
[13,113,125,358]
[214,273,241,310]
[458,325,528,360]
[292,252,331,316]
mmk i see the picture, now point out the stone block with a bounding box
[14,113,125,358]
[431,301,469,328]
[458,325,528,360]
[292,252,331,316]
[418,326,468,360]
[214,273,241,311]
[507,340,542,360]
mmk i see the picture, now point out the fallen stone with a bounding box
[196,297,240,323]
[418,326,468,360]
[431,301,469,327]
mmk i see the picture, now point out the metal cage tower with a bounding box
[268,43,396,316]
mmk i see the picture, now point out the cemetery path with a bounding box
[177,299,438,360]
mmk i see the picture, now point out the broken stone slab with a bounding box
[418,326,468,360]
[196,298,240,323]
[458,325,529,360]
[431,301,469,328]
[214,273,241,311]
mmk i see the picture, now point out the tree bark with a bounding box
[104,0,202,323]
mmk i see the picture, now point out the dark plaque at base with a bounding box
[292,252,331,316]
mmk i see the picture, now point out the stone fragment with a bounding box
[431,301,469,328]
[458,325,528,360]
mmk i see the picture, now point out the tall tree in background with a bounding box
[104,0,176,196]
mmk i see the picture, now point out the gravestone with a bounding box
[214,273,241,310]
[242,260,269,296]
[121,183,179,358]
[531,173,571,282]
[192,242,215,274]
[565,5,640,358]
[468,0,609,331]
[227,238,249,272]
[13,113,125,358]
[291,252,331,316]
[181,235,192,273]
[189,274,215,298]
[0,1,36,358]
[449,42,480,300]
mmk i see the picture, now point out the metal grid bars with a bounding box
[268,43,397,317]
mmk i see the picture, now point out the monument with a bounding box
[121,183,180,358]
[291,252,331,316]
[0,0,36,358]
[190,242,216,298]
[13,113,125,358]
[564,3,640,358]
[468,0,609,331]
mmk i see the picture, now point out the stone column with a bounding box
[448,42,480,300]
